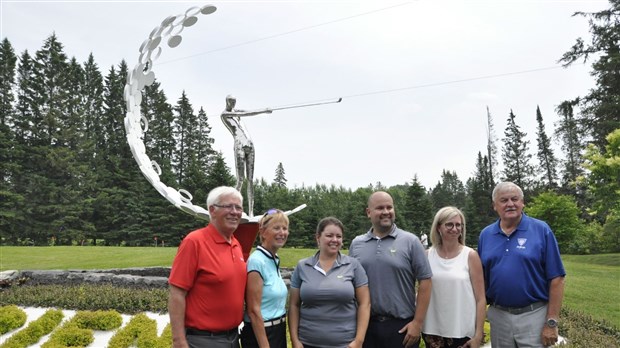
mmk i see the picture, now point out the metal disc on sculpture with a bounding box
[168,35,182,48]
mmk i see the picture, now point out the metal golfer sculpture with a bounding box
[123,4,340,253]
[221,95,342,217]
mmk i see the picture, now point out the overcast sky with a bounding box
[1,0,608,191]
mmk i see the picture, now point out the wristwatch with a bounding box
[546,318,559,328]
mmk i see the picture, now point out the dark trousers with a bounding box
[186,330,240,348]
[240,321,286,348]
[363,317,418,348]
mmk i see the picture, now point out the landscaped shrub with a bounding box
[40,323,93,348]
[0,284,168,314]
[108,313,171,348]
[71,309,123,330]
[0,309,63,348]
[559,307,620,347]
[0,305,27,334]
[37,309,124,347]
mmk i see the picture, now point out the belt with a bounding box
[186,327,238,337]
[370,315,411,322]
[264,314,286,328]
[492,301,546,315]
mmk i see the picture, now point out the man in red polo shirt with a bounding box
[168,186,247,348]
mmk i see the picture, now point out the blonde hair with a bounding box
[429,206,466,247]
[258,210,289,242]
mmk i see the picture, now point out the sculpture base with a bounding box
[234,223,259,260]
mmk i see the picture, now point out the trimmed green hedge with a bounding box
[108,313,171,348]
[0,305,27,335]
[0,309,63,348]
[1,284,168,314]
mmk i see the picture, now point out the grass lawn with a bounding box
[562,254,620,328]
[0,246,316,270]
[2,246,618,328]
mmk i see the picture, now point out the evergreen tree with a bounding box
[560,1,620,152]
[82,54,104,160]
[172,91,198,185]
[9,50,36,242]
[0,38,19,239]
[430,170,466,211]
[501,110,535,191]
[194,107,215,171]
[534,105,558,190]
[204,151,235,191]
[273,162,287,188]
[402,176,433,237]
[94,61,149,245]
[18,34,78,245]
[463,153,497,246]
[555,100,586,195]
[0,38,16,126]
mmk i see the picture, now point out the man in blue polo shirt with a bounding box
[478,182,566,348]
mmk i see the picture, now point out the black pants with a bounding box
[363,317,418,348]
[240,321,286,348]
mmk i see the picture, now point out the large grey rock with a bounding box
[6,267,294,289]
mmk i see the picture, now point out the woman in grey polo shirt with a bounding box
[289,217,371,348]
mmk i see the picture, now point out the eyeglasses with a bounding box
[213,204,244,212]
[443,222,464,230]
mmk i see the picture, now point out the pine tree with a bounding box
[205,151,235,190]
[0,38,19,239]
[273,162,287,188]
[402,176,433,236]
[94,61,148,245]
[19,34,77,244]
[501,110,535,191]
[195,107,215,171]
[534,105,558,190]
[555,100,585,193]
[430,170,466,210]
[172,91,198,185]
[560,1,620,152]
[464,152,496,246]
[9,50,36,242]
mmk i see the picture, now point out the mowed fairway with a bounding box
[1,247,618,328]
[0,246,315,270]
[561,254,620,328]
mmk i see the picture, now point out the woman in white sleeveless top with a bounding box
[422,207,486,348]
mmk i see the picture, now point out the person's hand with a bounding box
[459,336,482,348]
[398,320,422,348]
[542,325,559,347]
[347,339,363,348]
[172,338,189,348]
[291,339,304,348]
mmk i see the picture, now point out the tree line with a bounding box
[1,2,618,253]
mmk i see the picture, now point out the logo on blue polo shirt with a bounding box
[517,238,527,249]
